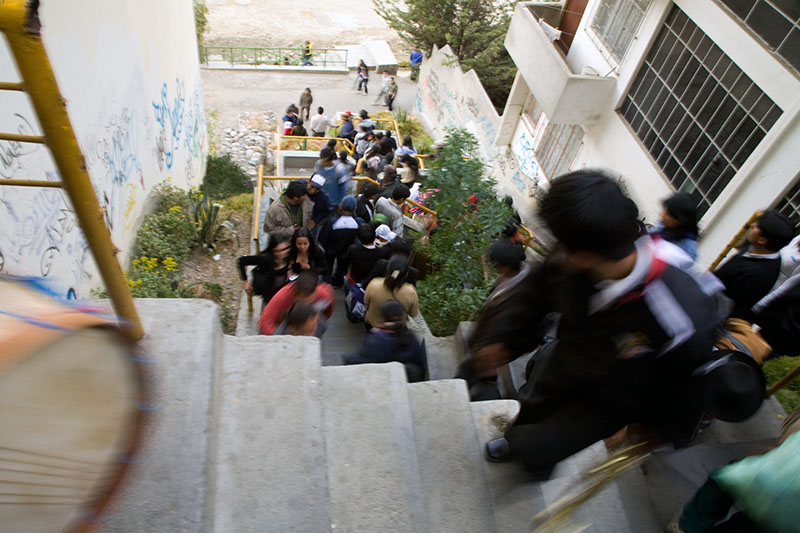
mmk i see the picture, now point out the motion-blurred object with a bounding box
[0,278,144,532]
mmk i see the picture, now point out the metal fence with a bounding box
[201,45,348,69]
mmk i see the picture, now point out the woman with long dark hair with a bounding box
[363,255,418,329]
[288,227,328,278]
[652,192,699,260]
[237,235,291,308]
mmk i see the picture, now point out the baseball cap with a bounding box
[340,195,357,211]
[310,174,325,187]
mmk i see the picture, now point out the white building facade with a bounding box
[497,0,800,266]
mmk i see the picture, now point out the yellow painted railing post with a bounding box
[0,1,143,339]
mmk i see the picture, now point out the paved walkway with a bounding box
[201,68,420,131]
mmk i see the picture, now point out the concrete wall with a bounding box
[0,0,207,298]
[414,45,501,164]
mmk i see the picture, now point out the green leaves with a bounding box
[372,0,519,108]
[189,190,238,254]
[414,129,513,335]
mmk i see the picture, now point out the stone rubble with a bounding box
[216,111,276,177]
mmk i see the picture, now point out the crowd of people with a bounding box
[246,102,800,528]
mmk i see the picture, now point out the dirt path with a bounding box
[205,0,404,52]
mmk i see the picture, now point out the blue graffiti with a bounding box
[510,170,526,193]
[152,79,186,169]
[516,130,541,182]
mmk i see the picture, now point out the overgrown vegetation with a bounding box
[136,207,195,261]
[763,357,800,412]
[374,109,435,154]
[373,0,518,110]
[415,129,512,335]
[193,0,209,59]
[203,154,252,200]
[189,189,237,253]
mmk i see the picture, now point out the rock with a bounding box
[246,149,254,159]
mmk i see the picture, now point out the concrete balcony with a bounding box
[505,3,616,125]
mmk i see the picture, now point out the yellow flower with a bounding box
[169,206,182,213]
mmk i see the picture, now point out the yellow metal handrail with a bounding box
[0,0,143,340]
[276,134,355,156]
[708,210,761,271]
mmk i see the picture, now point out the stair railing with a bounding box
[0,0,143,340]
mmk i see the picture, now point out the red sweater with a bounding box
[258,282,335,334]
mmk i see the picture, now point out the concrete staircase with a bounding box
[101,300,785,532]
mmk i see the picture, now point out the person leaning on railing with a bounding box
[310,106,335,137]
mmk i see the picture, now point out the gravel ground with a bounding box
[205,0,404,52]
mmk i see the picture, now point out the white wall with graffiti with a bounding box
[415,45,550,231]
[0,0,207,299]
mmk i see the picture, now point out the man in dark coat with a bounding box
[476,170,729,478]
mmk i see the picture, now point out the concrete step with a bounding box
[537,442,662,533]
[101,299,222,532]
[344,44,374,70]
[453,321,475,364]
[364,40,398,74]
[424,335,459,380]
[407,380,496,533]
[470,399,550,533]
[209,336,330,532]
[321,363,429,532]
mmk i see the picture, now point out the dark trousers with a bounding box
[358,77,368,94]
[387,94,395,111]
[326,252,347,287]
[505,399,628,475]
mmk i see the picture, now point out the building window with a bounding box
[619,5,783,216]
[717,0,800,73]
[536,121,585,180]
[590,0,652,62]
[774,178,800,228]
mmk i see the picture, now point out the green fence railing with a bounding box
[201,45,348,69]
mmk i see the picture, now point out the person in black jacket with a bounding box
[478,170,729,478]
[355,182,381,223]
[345,223,391,285]
[237,235,291,309]
[317,195,364,287]
[714,210,794,323]
[345,300,425,382]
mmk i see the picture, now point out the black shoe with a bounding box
[485,437,513,463]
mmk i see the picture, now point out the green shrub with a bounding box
[203,154,252,200]
[126,256,184,298]
[413,128,512,336]
[135,208,195,261]
[153,183,191,214]
[189,189,237,253]
[221,192,255,217]
[763,356,800,412]
[418,272,489,336]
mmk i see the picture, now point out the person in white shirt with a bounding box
[309,106,335,137]
[374,71,391,104]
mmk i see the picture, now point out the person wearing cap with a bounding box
[355,182,381,223]
[317,195,364,287]
[305,174,332,231]
[337,111,356,142]
[376,183,410,237]
[263,180,313,241]
[477,170,731,478]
